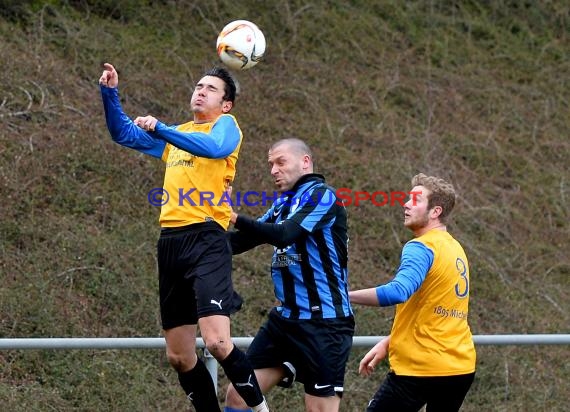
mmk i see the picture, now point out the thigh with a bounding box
[255,367,287,392]
[425,373,476,412]
[192,229,243,318]
[157,233,198,329]
[305,393,341,412]
[198,315,232,342]
[292,317,354,397]
[163,324,198,364]
[246,314,286,369]
[198,315,234,359]
[366,372,425,412]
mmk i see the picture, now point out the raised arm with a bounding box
[152,114,241,159]
[131,113,241,159]
[99,63,166,158]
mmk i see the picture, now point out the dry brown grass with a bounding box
[1,1,568,410]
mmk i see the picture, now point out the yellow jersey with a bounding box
[389,229,476,376]
[159,115,242,228]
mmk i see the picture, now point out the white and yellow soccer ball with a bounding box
[216,20,266,70]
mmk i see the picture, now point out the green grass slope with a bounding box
[1,1,568,411]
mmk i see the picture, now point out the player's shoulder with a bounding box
[217,113,239,124]
[409,230,455,255]
[404,238,433,254]
[215,113,242,134]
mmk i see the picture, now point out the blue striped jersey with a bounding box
[258,174,353,320]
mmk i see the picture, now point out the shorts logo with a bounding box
[210,299,223,310]
[235,374,254,388]
[314,383,331,390]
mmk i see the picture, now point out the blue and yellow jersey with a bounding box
[100,86,242,229]
[159,120,241,228]
[376,229,476,376]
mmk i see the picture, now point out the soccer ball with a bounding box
[216,20,266,70]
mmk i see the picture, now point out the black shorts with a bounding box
[366,371,476,412]
[157,221,243,330]
[246,308,355,397]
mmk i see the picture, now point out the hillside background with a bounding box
[0,0,568,411]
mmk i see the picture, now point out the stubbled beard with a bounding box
[405,212,429,231]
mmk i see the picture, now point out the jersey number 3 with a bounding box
[455,257,469,298]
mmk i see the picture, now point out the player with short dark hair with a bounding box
[99,63,268,412]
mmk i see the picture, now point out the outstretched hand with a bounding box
[358,336,390,377]
[99,63,118,88]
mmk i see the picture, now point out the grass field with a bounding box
[1,1,568,410]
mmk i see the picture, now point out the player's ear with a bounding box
[222,100,233,113]
[302,154,311,170]
[431,205,443,219]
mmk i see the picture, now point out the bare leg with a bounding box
[164,325,220,412]
[199,315,267,410]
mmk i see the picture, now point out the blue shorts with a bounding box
[157,221,242,330]
[246,308,354,397]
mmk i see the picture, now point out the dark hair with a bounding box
[203,66,237,103]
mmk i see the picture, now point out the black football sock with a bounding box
[219,345,264,407]
[178,358,221,412]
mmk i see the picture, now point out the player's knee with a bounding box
[166,353,185,371]
[277,361,296,388]
[204,338,232,360]
[165,349,196,372]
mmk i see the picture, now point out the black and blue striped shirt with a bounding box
[230,174,352,320]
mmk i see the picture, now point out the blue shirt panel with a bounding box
[375,241,434,306]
